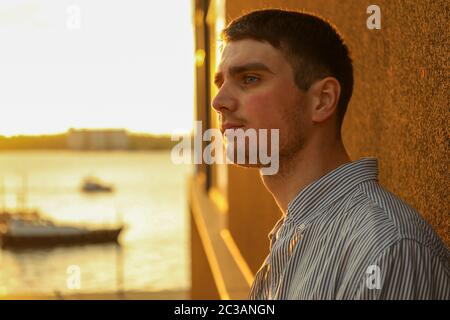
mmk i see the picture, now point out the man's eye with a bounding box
[242,75,260,85]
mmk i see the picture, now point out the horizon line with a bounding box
[0,128,193,138]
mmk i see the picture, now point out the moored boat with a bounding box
[0,216,123,249]
[81,177,114,193]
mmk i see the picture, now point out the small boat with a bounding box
[0,216,123,249]
[81,177,114,193]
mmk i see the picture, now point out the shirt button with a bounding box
[297,224,306,232]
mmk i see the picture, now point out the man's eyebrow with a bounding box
[228,62,274,75]
[214,62,274,86]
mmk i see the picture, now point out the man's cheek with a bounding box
[244,94,278,127]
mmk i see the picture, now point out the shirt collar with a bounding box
[286,157,379,226]
[268,216,285,244]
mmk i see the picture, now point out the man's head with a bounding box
[212,9,353,161]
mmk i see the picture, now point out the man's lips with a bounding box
[220,123,245,134]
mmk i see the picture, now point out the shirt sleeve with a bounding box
[354,238,450,300]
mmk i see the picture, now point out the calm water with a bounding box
[0,150,192,295]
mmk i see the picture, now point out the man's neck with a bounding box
[261,137,351,214]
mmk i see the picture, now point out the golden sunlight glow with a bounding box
[0,0,194,136]
[195,49,205,67]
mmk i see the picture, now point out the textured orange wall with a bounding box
[225,0,449,246]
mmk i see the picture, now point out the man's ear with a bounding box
[308,77,341,123]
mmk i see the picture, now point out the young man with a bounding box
[212,9,449,299]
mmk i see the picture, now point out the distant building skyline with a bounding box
[0,129,178,150]
[67,129,129,150]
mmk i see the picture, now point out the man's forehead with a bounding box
[217,39,281,72]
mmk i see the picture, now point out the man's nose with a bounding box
[211,85,238,114]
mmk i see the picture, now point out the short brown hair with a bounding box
[221,9,354,128]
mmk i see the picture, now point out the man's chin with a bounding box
[224,151,269,169]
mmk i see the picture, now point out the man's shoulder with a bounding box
[341,181,448,260]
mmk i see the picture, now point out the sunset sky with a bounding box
[0,0,194,136]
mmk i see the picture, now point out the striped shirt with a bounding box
[249,158,450,299]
